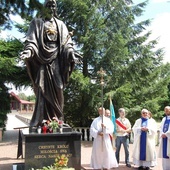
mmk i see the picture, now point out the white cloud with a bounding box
[151,0,169,3]
[7,83,34,96]
[0,28,24,40]
[0,14,25,40]
[0,30,9,39]
[9,14,24,24]
[149,12,170,63]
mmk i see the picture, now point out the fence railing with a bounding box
[73,127,92,141]
[73,127,160,146]
[15,115,160,145]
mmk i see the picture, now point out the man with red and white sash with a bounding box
[115,108,132,168]
[158,106,170,170]
[132,109,157,170]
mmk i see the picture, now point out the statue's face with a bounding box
[45,1,56,19]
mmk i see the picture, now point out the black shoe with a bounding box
[126,164,131,168]
[145,167,150,170]
[138,166,144,170]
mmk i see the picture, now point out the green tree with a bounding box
[0,83,10,128]
[0,38,29,86]
[58,0,165,125]
[99,1,165,123]
[27,94,36,102]
[0,38,26,128]
[1,0,169,128]
[18,93,27,100]
[0,0,42,29]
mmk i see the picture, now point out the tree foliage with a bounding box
[0,0,169,127]
[0,38,28,128]
[0,38,30,87]
[58,0,167,125]
[0,83,10,128]
[0,0,43,29]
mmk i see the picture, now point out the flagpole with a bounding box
[97,67,105,126]
[97,67,106,153]
[109,96,117,150]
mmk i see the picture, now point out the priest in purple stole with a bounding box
[132,109,157,170]
[158,106,170,170]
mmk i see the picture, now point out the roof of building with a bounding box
[10,92,35,104]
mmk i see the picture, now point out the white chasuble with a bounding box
[158,116,170,170]
[90,116,118,169]
[132,118,157,167]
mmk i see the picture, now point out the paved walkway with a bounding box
[0,113,163,170]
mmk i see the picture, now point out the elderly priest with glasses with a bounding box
[132,109,157,170]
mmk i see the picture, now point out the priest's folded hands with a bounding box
[101,123,106,128]
[98,131,104,136]
[161,133,167,138]
[141,127,148,132]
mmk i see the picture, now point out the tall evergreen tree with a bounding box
[58,0,165,125]
[0,0,42,29]
[0,38,27,128]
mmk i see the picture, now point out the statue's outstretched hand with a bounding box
[20,50,32,60]
[69,49,82,64]
[68,50,79,63]
[74,52,83,64]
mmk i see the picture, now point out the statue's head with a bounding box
[44,0,57,19]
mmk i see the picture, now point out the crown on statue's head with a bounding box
[44,0,57,6]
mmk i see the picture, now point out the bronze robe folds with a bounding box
[24,17,74,127]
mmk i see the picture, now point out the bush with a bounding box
[0,84,10,128]
[0,112,7,128]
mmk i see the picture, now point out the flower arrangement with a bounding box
[30,154,74,170]
[49,120,59,132]
[41,118,63,133]
[54,155,69,168]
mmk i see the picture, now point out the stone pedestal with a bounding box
[22,131,82,170]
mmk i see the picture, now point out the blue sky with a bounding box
[133,0,170,63]
[1,0,170,95]
[135,0,170,20]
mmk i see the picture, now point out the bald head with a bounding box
[98,107,105,116]
[105,109,111,118]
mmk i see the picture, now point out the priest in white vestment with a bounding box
[90,107,118,170]
[132,109,157,170]
[158,106,170,170]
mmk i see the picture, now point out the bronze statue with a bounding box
[20,0,79,129]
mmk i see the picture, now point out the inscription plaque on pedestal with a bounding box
[23,131,82,170]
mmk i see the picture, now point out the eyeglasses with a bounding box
[142,112,148,114]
